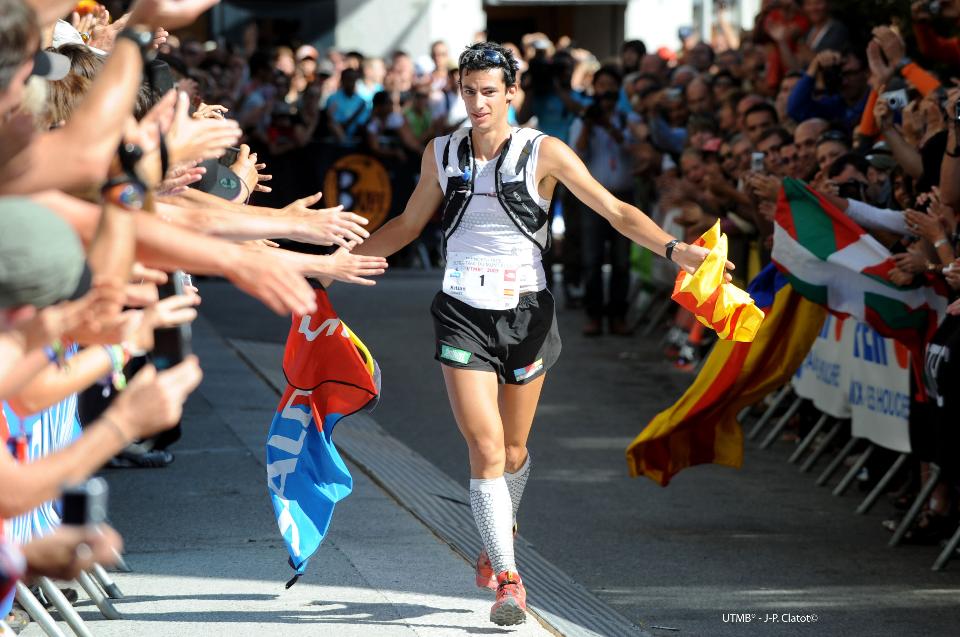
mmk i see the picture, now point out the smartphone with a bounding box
[751,152,766,173]
[61,478,109,526]
[152,271,193,371]
[220,146,241,168]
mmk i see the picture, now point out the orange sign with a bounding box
[322,154,392,232]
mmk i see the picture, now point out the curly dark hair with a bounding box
[457,42,520,87]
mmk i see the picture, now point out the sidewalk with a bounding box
[22,316,554,637]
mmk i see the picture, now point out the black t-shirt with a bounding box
[923,313,960,475]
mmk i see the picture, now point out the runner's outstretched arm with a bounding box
[354,140,445,258]
[540,136,733,280]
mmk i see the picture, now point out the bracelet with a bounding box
[103,345,128,391]
[100,414,131,447]
[935,237,950,249]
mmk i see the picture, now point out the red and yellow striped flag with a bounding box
[627,266,826,486]
[672,221,765,342]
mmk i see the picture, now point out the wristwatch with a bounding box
[664,239,681,263]
[117,27,156,61]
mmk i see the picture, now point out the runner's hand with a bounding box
[674,243,735,283]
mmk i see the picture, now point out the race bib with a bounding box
[442,252,520,310]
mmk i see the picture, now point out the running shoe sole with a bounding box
[490,598,526,626]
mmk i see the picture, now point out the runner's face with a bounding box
[460,68,515,130]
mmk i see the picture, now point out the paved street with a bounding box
[24,272,959,637]
[198,272,960,637]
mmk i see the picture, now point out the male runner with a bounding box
[356,42,732,626]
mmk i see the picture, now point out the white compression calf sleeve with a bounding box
[503,453,531,525]
[469,477,516,575]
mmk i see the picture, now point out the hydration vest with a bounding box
[435,127,550,257]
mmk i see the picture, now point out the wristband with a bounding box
[935,237,950,249]
[664,239,681,263]
[895,57,913,75]
[103,345,128,391]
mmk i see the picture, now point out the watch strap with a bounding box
[664,239,681,263]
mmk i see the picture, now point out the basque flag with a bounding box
[265,288,379,587]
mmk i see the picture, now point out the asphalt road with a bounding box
[199,271,960,637]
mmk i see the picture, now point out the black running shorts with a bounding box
[430,289,562,385]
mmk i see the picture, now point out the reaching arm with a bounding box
[354,141,444,258]
[539,137,732,277]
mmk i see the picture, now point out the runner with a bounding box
[356,42,734,626]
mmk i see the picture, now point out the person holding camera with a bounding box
[568,66,639,336]
[787,49,870,131]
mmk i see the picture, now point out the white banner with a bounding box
[847,322,912,453]
[791,317,911,453]
[792,315,853,418]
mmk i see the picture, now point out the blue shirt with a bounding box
[326,91,371,138]
[786,73,868,131]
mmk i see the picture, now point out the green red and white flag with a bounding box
[772,178,949,358]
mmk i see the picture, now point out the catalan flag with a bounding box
[672,221,765,342]
[627,265,825,486]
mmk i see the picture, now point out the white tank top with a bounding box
[445,148,549,293]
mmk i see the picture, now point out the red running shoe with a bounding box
[475,524,518,590]
[475,551,497,590]
[490,571,527,626]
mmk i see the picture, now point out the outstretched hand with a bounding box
[674,243,735,283]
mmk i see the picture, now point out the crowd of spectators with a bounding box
[156,0,960,567]
[0,0,391,631]
[3,0,960,632]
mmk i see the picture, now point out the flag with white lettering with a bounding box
[266,288,379,586]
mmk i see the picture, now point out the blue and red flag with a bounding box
[265,288,379,586]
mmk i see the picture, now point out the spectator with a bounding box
[326,67,370,143]
[793,116,829,180]
[568,66,637,336]
[802,0,850,56]
[743,101,779,145]
[787,49,869,131]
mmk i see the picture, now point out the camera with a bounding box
[837,179,867,201]
[152,271,193,371]
[583,102,605,124]
[880,88,909,111]
[61,478,109,526]
[751,152,766,173]
[821,63,843,94]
